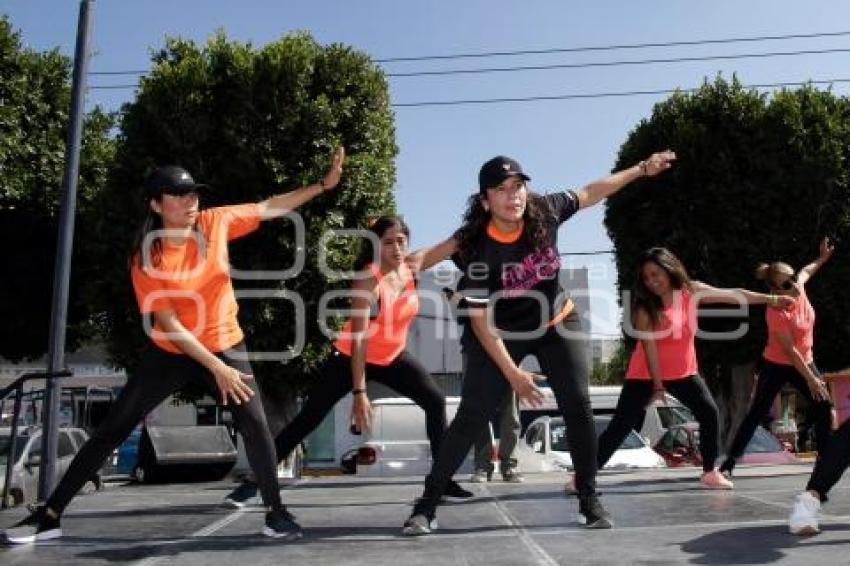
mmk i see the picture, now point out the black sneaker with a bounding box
[578,494,613,529]
[2,506,62,544]
[263,507,302,540]
[224,482,260,509]
[444,480,474,499]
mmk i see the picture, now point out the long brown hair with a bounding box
[129,196,205,270]
[631,247,693,328]
[453,192,553,265]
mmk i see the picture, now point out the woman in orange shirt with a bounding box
[721,238,834,477]
[2,148,344,545]
[222,215,473,509]
[596,247,792,489]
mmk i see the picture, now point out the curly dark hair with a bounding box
[630,247,692,328]
[453,192,555,265]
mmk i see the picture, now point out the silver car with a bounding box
[0,426,101,506]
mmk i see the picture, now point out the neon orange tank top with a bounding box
[334,264,419,366]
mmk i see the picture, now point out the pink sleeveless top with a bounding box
[626,290,699,381]
[762,287,815,365]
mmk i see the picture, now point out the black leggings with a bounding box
[807,418,850,502]
[722,359,832,472]
[417,312,596,511]
[46,342,281,514]
[598,375,720,473]
[272,349,447,461]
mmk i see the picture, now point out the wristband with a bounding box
[352,388,366,396]
[318,179,327,191]
[768,294,778,307]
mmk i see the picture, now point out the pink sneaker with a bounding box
[701,469,734,489]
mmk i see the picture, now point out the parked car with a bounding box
[522,415,666,471]
[115,426,142,477]
[654,422,798,468]
[341,397,474,476]
[0,425,102,506]
[521,386,696,446]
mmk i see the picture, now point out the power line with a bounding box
[391,78,850,108]
[374,30,850,62]
[88,30,850,77]
[90,70,147,76]
[386,47,850,78]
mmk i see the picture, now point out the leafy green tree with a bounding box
[90,31,397,402]
[590,342,629,386]
[605,76,850,433]
[0,15,115,362]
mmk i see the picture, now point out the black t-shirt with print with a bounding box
[452,191,580,341]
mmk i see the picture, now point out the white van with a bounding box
[520,385,695,447]
[344,396,474,477]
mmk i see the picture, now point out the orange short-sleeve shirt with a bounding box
[131,203,261,353]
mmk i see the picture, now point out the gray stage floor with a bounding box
[2,464,848,565]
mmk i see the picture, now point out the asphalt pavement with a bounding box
[1,464,848,565]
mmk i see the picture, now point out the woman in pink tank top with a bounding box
[596,247,792,489]
[722,237,835,478]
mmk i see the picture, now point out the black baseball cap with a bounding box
[478,155,531,192]
[144,165,209,199]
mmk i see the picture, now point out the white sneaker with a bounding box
[789,492,821,535]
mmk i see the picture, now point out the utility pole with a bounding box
[39,0,95,500]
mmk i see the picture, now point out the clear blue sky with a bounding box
[4,0,850,336]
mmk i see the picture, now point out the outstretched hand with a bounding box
[819,236,835,261]
[321,146,346,191]
[642,150,677,177]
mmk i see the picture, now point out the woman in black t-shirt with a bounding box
[402,152,676,535]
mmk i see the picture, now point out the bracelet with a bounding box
[318,179,327,191]
[638,160,649,176]
[768,294,778,307]
[352,388,366,395]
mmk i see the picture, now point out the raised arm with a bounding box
[796,237,834,286]
[690,281,794,308]
[257,146,345,219]
[576,150,676,209]
[405,236,458,274]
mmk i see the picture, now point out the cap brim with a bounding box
[163,183,209,194]
[480,172,531,191]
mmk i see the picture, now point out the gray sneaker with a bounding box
[402,512,438,536]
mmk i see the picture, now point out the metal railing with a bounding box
[1,369,72,508]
